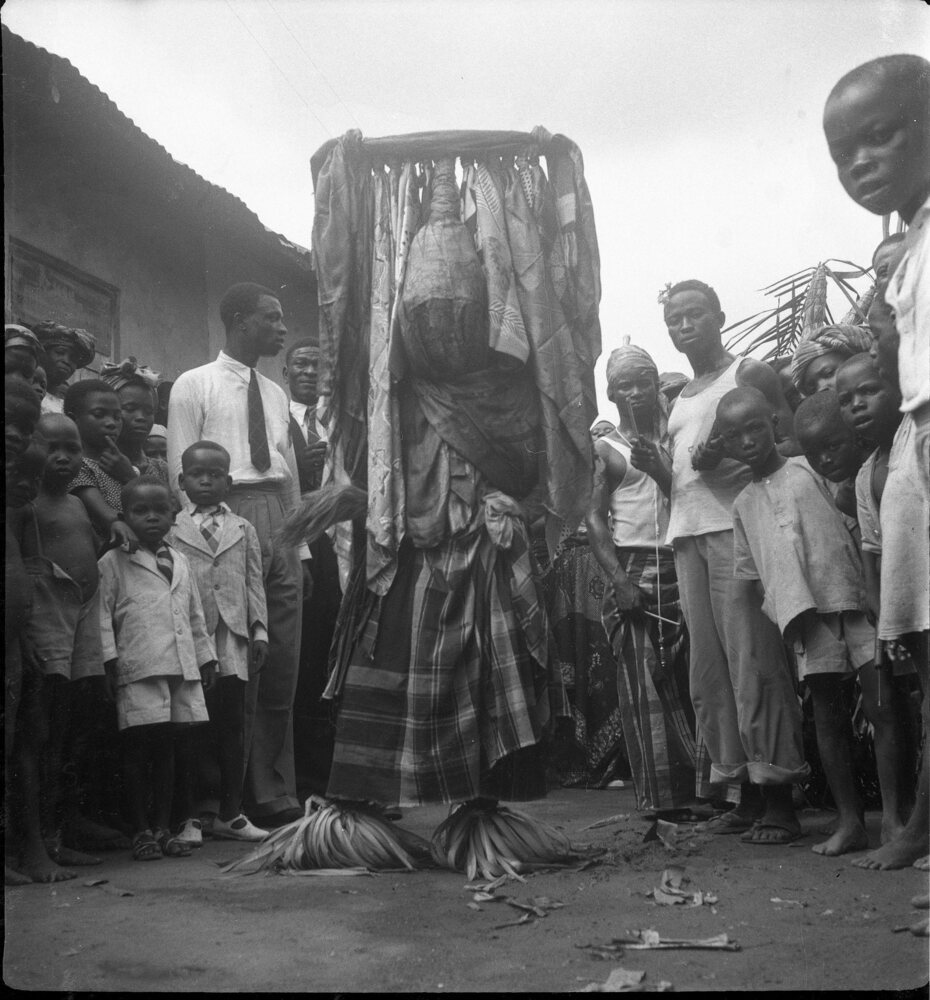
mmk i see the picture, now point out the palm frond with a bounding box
[723,257,872,360]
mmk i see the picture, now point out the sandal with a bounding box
[696,810,759,835]
[132,830,163,862]
[155,829,192,858]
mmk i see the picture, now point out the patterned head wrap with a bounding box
[790,324,874,391]
[100,357,161,396]
[5,324,41,359]
[605,343,659,399]
[32,322,96,369]
[605,343,668,439]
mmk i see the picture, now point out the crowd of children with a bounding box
[2,55,928,942]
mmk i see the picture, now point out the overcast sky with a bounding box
[3,0,926,416]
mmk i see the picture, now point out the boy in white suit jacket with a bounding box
[99,477,216,862]
[169,442,269,843]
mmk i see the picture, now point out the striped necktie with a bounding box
[155,543,173,584]
[195,506,222,551]
[248,368,271,472]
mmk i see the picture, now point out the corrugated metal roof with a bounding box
[1,24,311,266]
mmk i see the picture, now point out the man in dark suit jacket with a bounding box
[284,339,342,796]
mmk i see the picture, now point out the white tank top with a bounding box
[665,356,752,542]
[604,435,670,550]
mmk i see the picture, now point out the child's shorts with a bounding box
[24,568,104,680]
[116,675,209,731]
[793,610,875,680]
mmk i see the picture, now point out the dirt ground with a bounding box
[4,787,928,993]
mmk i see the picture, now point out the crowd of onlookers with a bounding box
[3,55,927,947]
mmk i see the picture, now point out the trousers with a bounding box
[226,486,302,816]
[673,530,808,786]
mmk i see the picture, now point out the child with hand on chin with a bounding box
[98,477,216,861]
[718,386,893,858]
[168,442,269,844]
[63,380,138,551]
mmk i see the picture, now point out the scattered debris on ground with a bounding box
[652,866,718,907]
[577,966,673,992]
[577,929,740,957]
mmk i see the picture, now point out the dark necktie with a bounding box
[195,506,221,551]
[155,544,173,584]
[248,369,271,472]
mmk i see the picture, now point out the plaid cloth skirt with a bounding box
[325,506,558,806]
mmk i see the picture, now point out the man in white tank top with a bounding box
[633,280,809,843]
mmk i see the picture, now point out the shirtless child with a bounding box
[718,386,886,856]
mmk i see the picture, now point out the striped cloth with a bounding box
[325,495,557,807]
[601,547,714,811]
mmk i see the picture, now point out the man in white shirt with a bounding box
[168,283,309,827]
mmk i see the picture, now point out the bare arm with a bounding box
[862,551,881,624]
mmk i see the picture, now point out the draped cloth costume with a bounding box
[310,129,601,806]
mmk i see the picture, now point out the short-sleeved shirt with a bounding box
[69,457,123,514]
[854,449,882,556]
[731,458,867,635]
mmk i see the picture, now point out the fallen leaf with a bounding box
[467,902,483,912]
[581,814,631,832]
[770,897,805,907]
[493,911,534,929]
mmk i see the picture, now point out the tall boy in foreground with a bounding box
[824,53,930,874]
[719,387,898,856]
[99,477,216,861]
[169,442,269,843]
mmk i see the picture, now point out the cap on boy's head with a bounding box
[121,474,171,509]
[181,440,231,470]
[716,385,772,422]
[63,378,118,418]
[149,424,168,439]
[219,283,277,332]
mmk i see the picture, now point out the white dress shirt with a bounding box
[885,195,929,414]
[168,351,301,505]
[168,351,308,558]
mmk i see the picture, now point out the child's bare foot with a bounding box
[5,864,32,886]
[18,846,76,883]
[853,833,928,870]
[48,844,102,866]
[811,820,869,856]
